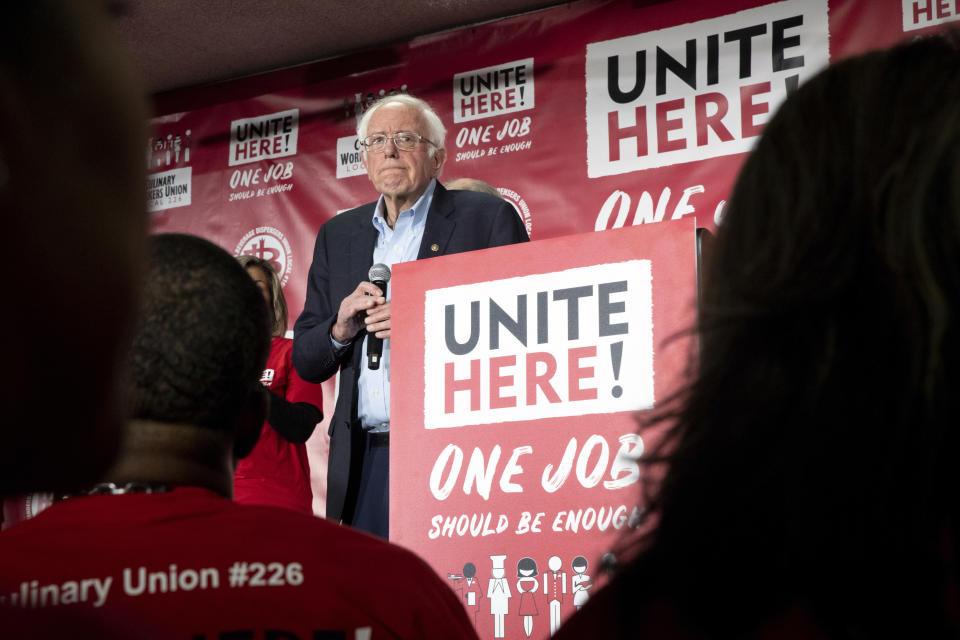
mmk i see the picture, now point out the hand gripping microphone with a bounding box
[366,263,391,370]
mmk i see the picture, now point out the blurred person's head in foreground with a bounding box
[109,234,270,497]
[563,32,960,640]
[0,2,149,494]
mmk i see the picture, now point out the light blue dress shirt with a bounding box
[354,179,436,432]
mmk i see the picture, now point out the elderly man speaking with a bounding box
[293,94,528,537]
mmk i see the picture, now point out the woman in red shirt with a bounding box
[234,256,324,515]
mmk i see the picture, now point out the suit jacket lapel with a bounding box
[346,206,377,371]
[350,204,378,283]
[418,183,455,259]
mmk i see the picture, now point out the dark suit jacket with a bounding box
[292,183,529,523]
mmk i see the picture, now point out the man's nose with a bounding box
[383,139,400,157]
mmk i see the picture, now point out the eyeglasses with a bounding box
[360,131,437,152]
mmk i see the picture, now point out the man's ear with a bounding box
[233,385,268,461]
[432,147,446,176]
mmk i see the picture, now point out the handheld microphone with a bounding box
[367,263,391,370]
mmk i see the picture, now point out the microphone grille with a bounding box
[368,263,391,282]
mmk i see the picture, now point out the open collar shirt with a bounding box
[355,179,436,432]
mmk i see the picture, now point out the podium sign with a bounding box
[391,219,697,639]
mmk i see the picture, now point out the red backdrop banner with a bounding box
[150,0,946,329]
[146,0,956,583]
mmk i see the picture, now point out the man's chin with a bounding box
[377,184,413,199]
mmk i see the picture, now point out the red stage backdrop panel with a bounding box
[146,0,957,519]
[390,220,697,639]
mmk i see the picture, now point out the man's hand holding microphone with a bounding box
[330,264,392,370]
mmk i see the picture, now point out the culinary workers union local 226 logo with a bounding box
[235,226,293,287]
[497,187,532,238]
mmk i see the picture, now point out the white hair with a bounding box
[356,94,446,156]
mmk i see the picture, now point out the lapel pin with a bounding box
[430,243,439,252]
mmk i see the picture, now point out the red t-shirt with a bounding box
[234,337,323,515]
[0,488,478,639]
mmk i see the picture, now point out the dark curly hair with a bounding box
[129,234,271,432]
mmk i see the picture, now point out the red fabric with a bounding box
[234,337,322,514]
[0,487,478,639]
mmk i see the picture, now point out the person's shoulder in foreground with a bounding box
[0,487,477,639]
